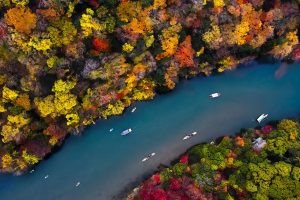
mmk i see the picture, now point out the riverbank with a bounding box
[128,119,300,200]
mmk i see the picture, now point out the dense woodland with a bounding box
[130,119,300,200]
[0,0,300,174]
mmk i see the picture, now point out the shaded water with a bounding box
[0,61,300,200]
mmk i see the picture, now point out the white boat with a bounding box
[75,182,80,187]
[30,169,35,173]
[257,114,268,123]
[121,128,132,136]
[109,128,114,132]
[131,107,137,112]
[182,135,192,140]
[44,175,49,179]
[191,131,197,136]
[210,141,215,145]
[183,132,197,140]
[142,152,156,162]
[142,157,149,162]
[209,92,221,98]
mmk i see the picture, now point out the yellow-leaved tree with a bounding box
[22,150,40,165]
[1,154,13,169]
[66,113,80,126]
[101,100,125,119]
[117,1,142,23]
[234,21,250,45]
[1,113,30,143]
[202,24,222,49]
[213,0,225,8]
[156,24,182,60]
[2,86,18,102]
[80,8,103,38]
[131,79,156,100]
[34,80,78,122]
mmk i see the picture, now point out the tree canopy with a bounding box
[0,0,299,174]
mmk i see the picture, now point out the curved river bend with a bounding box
[1,62,300,200]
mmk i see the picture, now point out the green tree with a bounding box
[172,163,187,177]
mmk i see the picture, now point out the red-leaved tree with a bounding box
[92,38,110,52]
[174,35,195,67]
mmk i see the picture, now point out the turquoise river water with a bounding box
[0,61,300,200]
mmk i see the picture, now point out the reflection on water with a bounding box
[275,62,288,79]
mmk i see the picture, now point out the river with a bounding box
[0,61,300,200]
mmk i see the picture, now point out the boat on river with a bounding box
[182,135,191,140]
[209,92,221,98]
[109,128,114,132]
[75,182,80,187]
[257,114,268,123]
[44,175,49,179]
[182,131,197,140]
[191,131,197,136]
[131,107,137,112]
[30,169,34,173]
[121,128,132,136]
[141,152,156,162]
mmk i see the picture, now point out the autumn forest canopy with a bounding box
[0,0,299,174]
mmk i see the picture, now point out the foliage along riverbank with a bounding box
[127,119,300,200]
[0,0,300,174]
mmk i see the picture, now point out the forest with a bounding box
[129,119,300,200]
[0,0,299,174]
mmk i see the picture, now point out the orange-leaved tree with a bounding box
[174,35,195,67]
[5,7,37,34]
